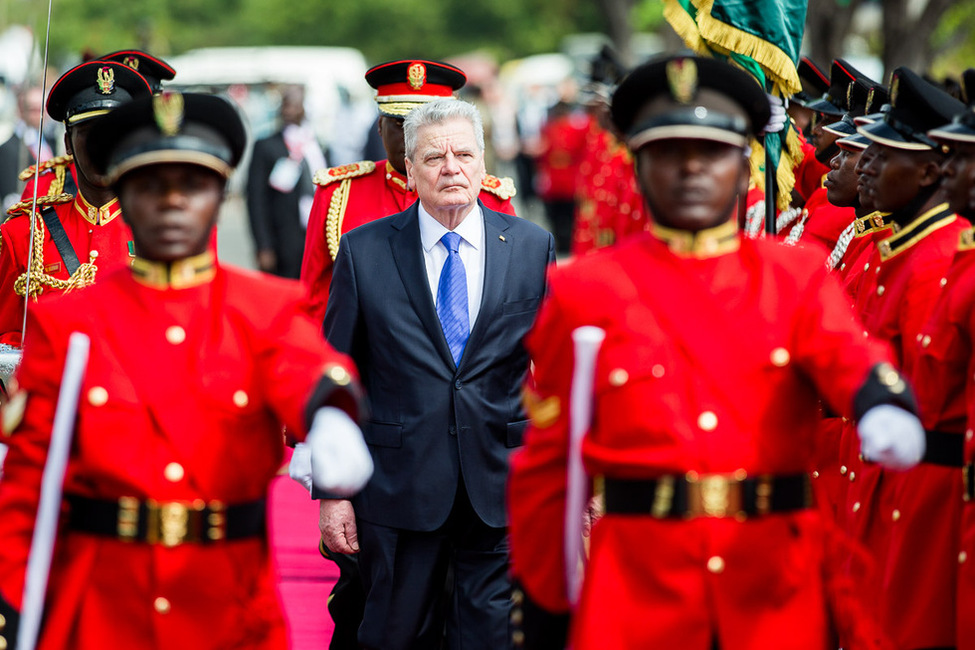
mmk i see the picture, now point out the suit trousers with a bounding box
[356,477,512,650]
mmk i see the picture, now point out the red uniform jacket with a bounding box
[509,223,891,649]
[0,259,361,649]
[840,204,967,648]
[960,226,975,650]
[787,185,856,252]
[299,160,515,324]
[534,110,590,201]
[0,191,135,346]
[794,136,830,204]
[571,125,648,256]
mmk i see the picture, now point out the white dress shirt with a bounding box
[418,202,485,328]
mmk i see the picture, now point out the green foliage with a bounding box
[931,2,975,77]
[633,0,666,32]
[9,0,607,68]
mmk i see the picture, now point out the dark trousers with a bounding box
[355,480,512,650]
[322,549,365,650]
[542,199,576,256]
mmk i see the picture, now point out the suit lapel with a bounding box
[388,206,457,369]
[460,207,511,370]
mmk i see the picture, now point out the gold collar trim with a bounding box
[853,211,895,238]
[651,220,740,258]
[74,194,121,226]
[878,203,955,261]
[385,161,410,192]
[131,251,216,289]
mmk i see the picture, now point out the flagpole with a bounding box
[764,133,777,235]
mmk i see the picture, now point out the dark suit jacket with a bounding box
[245,131,318,279]
[0,130,56,208]
[324,201,555,531]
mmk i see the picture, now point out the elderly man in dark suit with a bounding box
[319,98,554,649]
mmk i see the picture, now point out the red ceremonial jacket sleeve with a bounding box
[299,182,341,325]
[0,218,29,346]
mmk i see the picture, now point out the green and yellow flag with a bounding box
[664,0,808,211]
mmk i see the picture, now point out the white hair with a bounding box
[403,99,485,161]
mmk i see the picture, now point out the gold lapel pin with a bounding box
[499,235,506,242]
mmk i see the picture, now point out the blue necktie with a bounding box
[437,231,470,365]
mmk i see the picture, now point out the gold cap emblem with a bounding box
[890,75,900,106]
[153,91,184,136]
[407,62,426,91]
[123,55,139,70]
[846,81,855,108]
[96,66,115,95]
[666,58,697,104]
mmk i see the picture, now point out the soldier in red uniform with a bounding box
[507,54,925,650]
[0,61,153,347]
[0,91,373,650]
[299,60,515,325]
[785,60,878,250]
[920,104,975,650]
[838,67,968,650]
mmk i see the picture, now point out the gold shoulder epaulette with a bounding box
[959,228,975,251]
[481,174,517,200]
[314,161,376,187]
[18,154,73,182]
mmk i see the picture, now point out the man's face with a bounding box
[811,113,842,164]
[66,120,112,189]
[405,117,485,218]
[118,163,224,262]
[635,138,747,232]
[940,141,975,219]
[824,146,863,208]
[379,116,407,175]
[20,88,44,131]
[855,142,938,214]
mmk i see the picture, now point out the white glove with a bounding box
[287,442,313,494]
[857,404,926,470]
[306,406,374,497]
[764,93,788,133]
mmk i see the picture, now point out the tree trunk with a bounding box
[881,0,954,74]
[802,0,864,73]
[599,0,635,66]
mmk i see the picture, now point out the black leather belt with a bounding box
[67,495,265,546]
[922,430,964,468]
[964,463,974,503]
[603,473,811,519]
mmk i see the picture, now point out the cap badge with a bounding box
[666,58,697,104]
[890,76,900,106]
[123,55,140,71]
[866,88,876,107]
[407,62,426,91]
[96,66,115,95]
[846,82,855,108]
[153,91,185,136]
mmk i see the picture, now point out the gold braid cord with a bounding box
[13,214,98,299]
[325,179,352,261]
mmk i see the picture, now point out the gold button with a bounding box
[327,364,351,386]
[852,501,861,512]
[651,364,665,378]
[90,249,99,259]
[233,390,249,408]
[967,429,973,441]
[0,613,5,629]
[811,471,819,479]
[706,556,725,574]
[697,411,718,431]
[88,386,109,406]
[164,462,184,482]
[770,347,790,367]
[840,465,848,475]
[512,630,525,647]
[879,365,901,387]
[511,589,524,606]
[941,277,948,288]
[849,471,856,482]
[0,637,7,650]
[510,608,524,625]
[892,509,901,521]
[165,326,186,345]
[921,335,931,348]
[863,262,870,272]
[961,551,968,564]
[876,285,885,296]
[608,368,629,386]
[154,596,171,614]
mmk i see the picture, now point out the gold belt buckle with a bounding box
[685,472,745,518]
[146,500,205,547]
[964,464,972,503]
